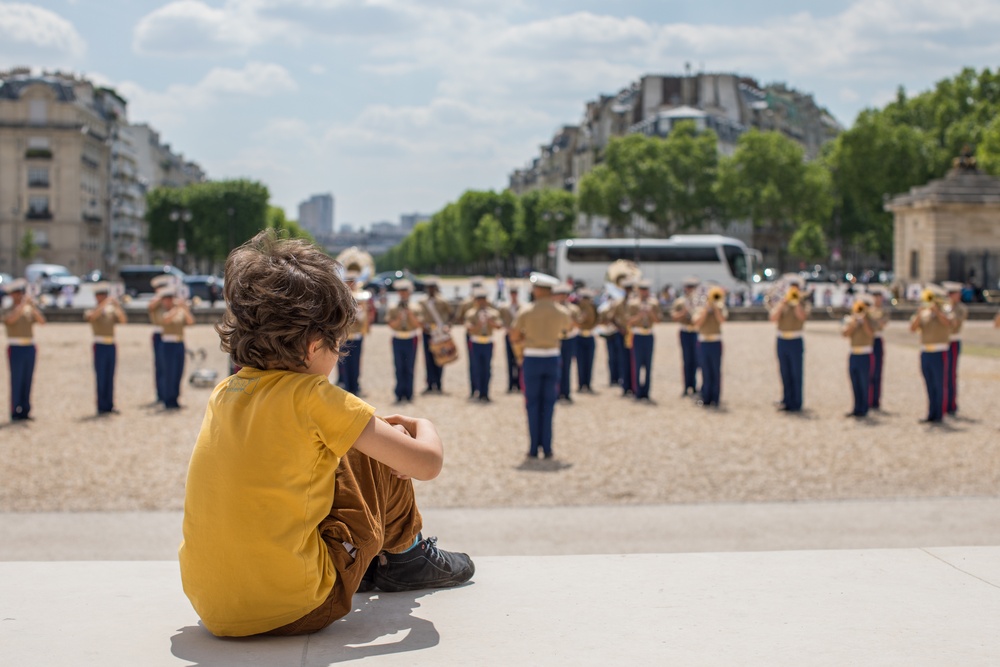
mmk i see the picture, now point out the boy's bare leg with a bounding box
[263,448,422,636]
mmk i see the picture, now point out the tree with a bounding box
[266,206,315,244]
[716,129,833,271]
[18,230,40,262]
[788,220,829,264]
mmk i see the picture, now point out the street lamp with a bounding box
[169,208,192,271]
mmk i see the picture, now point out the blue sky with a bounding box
[2,1,999,229]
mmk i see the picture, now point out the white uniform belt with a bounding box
[874,333,884,339]
[523,348,560,358]
[348,333,363,341]
[949,335,961,342]
[682,325,698,333]
[778,331,803,340]
[850,346,873,355]
[471,335,493,344]
[8,337,33,346]
[698,334,721,343]
[161,334,182,343]
[578,329,593,337]
[923,343,949,352]
[630,327,653,335]
[152,327,163,334]
[94,336,115,344]
[393,330,419,339]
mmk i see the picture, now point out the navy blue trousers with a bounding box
[848,352,871,416]
[559,337,577,398]
[522,356,560,457]
[870,337,884,409]
[698,340,722,406]
[470,341,493,399]
[8,344,36,420]
[576,334,595,389]
[680,330,699,392]
[921,350,947,422]
[947,340,960,414]
[162,341,186,409]
[777,337,804,411]
[504,335,520,391]
[631,334,654,399]
[621,336,634,395]
[422,332,444,391]
[93,342,117,413]
[152,332,165,403]
[392,337,418,400]
[337,337,363,395]
[605,332,622,386]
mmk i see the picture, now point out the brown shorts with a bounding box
[262,447,422,636]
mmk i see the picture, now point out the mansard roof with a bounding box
[0,75,76,102]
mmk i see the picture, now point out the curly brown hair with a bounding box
[217,229,356,370]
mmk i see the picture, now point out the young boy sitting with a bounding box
[179,230,474,637]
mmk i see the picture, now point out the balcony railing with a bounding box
[25,148,53,159]
[81,155,100,169]
[82,213,102,224]
[26,209,53,220]
[28,179,50,188]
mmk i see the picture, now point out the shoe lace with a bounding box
[377,535,440,566]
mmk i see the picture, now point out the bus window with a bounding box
[723,245,747,282]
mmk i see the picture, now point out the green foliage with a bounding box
[788,220,829,264]
[18,229,39,261]
[266,206,315,244]
[146,179,270,269]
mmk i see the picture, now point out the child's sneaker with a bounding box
[373,535,474,592]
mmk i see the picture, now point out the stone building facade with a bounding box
[886,160,1000,289]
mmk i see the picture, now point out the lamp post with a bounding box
[618,197,635,261]
[170,208,192,272]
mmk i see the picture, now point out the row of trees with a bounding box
[382,66,1000,275]
[146,179,314,274]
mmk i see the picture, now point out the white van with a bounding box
[24,263,81,295]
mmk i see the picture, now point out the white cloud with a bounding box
[0,2,86,65]
[133,0,284,56]
[118,62,297,127]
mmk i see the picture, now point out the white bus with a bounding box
[552,235,760,293]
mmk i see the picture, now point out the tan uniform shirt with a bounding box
[671,296,695,330]
[347,293,369,337]
[455,297,477,325]
[4,305,37,339]
[695,305,726,337]
[512,299,572,351]
[949,302,968,339]
[559,302,581,339]
[89,303,124,338]
[499,301,521,328]
[611,295,631,331]
[846,314,875,349]
[775,301,810,334]
[387,301,420,335]
[576,300,598,334]
[870,306,889,337]
[162,308,189,338]
[465,306,502,339]
[912,307,952,346]
[418,296,453,332]
[626,296,660,332]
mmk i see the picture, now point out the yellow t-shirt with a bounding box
[179,368,375,637]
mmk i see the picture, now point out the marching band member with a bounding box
[909,284,952,424]
[3,279,46,421]
[842,295,875,418]
[148,274,175,405]
[156,286,195,410]
[769,276,810,412]
[692,285,726,408]
[418,277,453,395]
[509,273,573,459]
[868,287,890,410]
[387,280,421,404]
[575,289,598,393]
[553,284,580,403]
[614,278,636,396]
[500,287,523,392]
[336,272,369,396]
[85,282,127,415]
[626,280,660,401]
[455,277,484,398]
[464,288,503,402]
[942,281,968,416]
[671,277,701,397]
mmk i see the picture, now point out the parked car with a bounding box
[183,275,224,303]
[364,270,425,293]
[119,265,186,297]
[24,263,81,295]
[81,270,106,283]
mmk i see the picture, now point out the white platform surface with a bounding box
[3,548,1000,666]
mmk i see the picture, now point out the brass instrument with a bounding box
[605,259,641,288]
[851,299,867,315]
[336,247,375,283]
[708,285,726,306]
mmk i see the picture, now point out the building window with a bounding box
[28,137,50,149]
[33,230,50,249]
[27,196,51,219]
[910,250,919,279]
[28,167,50,187]
[28,99,47,125]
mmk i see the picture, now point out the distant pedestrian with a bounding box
[85,282,127,415]
[3,279,46,421]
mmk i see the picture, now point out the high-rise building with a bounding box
[298,193,334,240]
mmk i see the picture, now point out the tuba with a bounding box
[336,247,375,283]
[605,259,642,289]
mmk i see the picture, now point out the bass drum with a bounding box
[429,333,459,366]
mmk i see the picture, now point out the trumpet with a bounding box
[851,300,867,315]
[708,285,725,305]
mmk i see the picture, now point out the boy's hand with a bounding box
[384,414,420,438]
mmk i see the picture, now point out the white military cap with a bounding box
[682,276,700,288]
[424,276,440,287]
[941,281,963,293]
[472,286,489,298]
[156,286,177,298]
[528,272,560,289]
[150,274,174,288]
[637,279,653,290]
[394,279,413,291]
[92,281,111,294]
[552,283,571,295]
[7,278,28,292]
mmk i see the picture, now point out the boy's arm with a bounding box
[352,414,444,481]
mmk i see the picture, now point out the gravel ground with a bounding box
[2,317,998,512]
